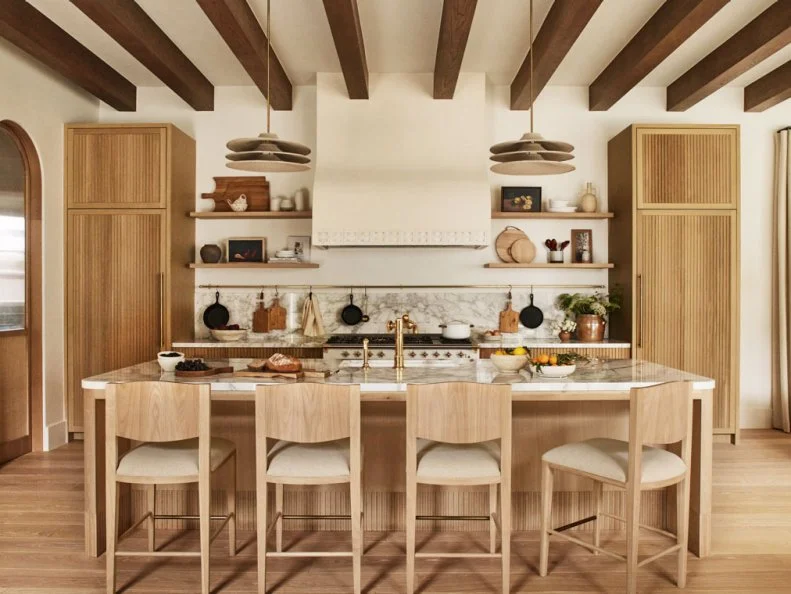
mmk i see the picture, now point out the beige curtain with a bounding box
[773,128,791,432]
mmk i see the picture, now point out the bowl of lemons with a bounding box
[529,353,579,378]
[490,346,529,373]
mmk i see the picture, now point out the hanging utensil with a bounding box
[499,288,519,333]
[340,289,364,326]
[267,286,286,330]
[252,289,269,333]
[203,291,230,330]
[361,287,370,323]
[519,288,544,329]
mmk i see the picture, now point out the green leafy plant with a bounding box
[556,291,621,318]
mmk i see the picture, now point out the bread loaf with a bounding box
[265,353,302,373]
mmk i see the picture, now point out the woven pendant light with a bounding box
[490,0,574,175]
[225,0,311,173]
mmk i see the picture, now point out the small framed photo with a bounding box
[287,235,311,262]
[227,237,266,263]
[571,229,593,263]
[501,186,541,212]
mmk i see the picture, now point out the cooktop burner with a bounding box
[324,333,473,348]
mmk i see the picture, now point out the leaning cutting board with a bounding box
[267,297,287,330]
[495,226,526,263]
[175,366,234,378]
[252,291,269,333]
[499,301,519,333]
[509,237,536,264]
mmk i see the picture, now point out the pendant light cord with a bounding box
[266,0,271,134]
[529,0,534,134]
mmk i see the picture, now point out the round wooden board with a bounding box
[509,237,536,263]
[495,226,526,263]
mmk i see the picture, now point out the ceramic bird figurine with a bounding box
[226,194,248,212]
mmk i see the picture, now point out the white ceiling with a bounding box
[25,0,791,93]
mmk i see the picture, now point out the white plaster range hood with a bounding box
[312,73,490,248]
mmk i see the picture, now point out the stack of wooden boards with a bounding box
[495,226,536,263]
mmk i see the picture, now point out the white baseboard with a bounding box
[740,405,773,429]
[45,419,68,451]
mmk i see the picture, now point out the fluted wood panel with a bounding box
[637,211,737,431]
[67,212,164,432]
[479,347,630,360]
[66,127,166,208]
[636,127,738,208]
[181,347,324,359]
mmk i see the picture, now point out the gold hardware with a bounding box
[362,338,370,370]
[386,313,417,370]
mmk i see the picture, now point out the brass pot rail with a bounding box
[197,283,605,291]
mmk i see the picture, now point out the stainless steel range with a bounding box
[323,333,478,366]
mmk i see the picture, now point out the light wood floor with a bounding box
[1,430,790,593]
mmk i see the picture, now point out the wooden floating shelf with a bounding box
[189,211,312,219]
[484,262,614,269]
[189,262,319,269]
[492,211,614,220]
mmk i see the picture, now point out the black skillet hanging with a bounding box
[203,291,230,329]
[519,291,544,329]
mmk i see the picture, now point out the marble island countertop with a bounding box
[83,359,712,392]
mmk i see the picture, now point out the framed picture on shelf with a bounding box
[571,229,593,263]
[287,235,311,262]
[501,186,541,212]
[226,237,266,263]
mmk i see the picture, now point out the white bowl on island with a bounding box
[490,354,528,373]
[210,328,249,342]
[157,351,185,372]
[530,364,576,378]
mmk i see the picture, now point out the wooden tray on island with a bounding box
[175,366,234,378]
[236,369,333,380]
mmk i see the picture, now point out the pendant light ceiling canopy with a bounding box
[224,0,311,173]
[489,0,574,176]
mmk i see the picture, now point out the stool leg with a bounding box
[489,483,498,554]
[275,484,283,552]
[500,478,511,594]
[626,481,640,594]
[256,438,268,594]
[199,470,211,594]
[106,480,118,594]
[405,474,417,594]
[228,453,237,557]
[147,484,156,552]
[592,481,602,555]
[539,462,553,577]
[351,478,363,594]
[676,475,691,587]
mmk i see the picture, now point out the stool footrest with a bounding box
[267,551,353,558]
[638,544,681,567]
[115,551,201,558]
[548,529,627,562]
[416,515,490,521]
[555,515,596,532]
[415,552,502,559]
[599,512,677,540]
[281,514,352,520]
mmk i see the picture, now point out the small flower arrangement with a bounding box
[556,292,621,318]
[550,317,577,334]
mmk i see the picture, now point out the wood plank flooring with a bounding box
[1,430,790,592]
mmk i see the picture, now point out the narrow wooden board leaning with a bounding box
[174,366,234,378]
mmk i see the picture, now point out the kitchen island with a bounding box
[82,359,712,560]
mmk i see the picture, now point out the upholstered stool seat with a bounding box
[267,439,351,479]
[117,438,235,479]
[416,439,500,482]
[542,437,686,485]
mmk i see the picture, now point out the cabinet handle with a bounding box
[159,272,165,349]
[637,274,643,349]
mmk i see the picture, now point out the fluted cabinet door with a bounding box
[636,211,738,432]
[66,211,165,432]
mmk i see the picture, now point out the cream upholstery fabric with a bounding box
[116,438,235,479]
[267,439,351,479]
[416,438,500,481]
[542,438,686,484]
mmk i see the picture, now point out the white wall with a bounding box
[0,42,99,449]
[100,80,788,429]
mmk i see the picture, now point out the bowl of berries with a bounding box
[157,351,185,372]
[210,324,248,342]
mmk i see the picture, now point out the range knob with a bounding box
[341,351,350,358]
[408,351,416,358]
[353,351,361,358]
[445,352,452,358]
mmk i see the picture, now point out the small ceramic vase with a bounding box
[270,196,281,211]
[199,197,216,212]
[279,197,295,211]
[200,244,222,264]
[294,189,308,211]
[549,250,564,263]
[579,182,598,213]
[559,330,572,343]
[226,194,248,212]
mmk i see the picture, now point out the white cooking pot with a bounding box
[439,321,474,340]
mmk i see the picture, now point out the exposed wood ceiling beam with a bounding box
[667,1,791,111]
[589,0,728,111]
[433,0,477,99]
[322,0,368,99]
[197,0,292,110]
[71,0,214,111]
[510,0,602,110]
[744,60,791,112]
[0,0,136,111]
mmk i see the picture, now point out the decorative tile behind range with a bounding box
[194,289,586,340]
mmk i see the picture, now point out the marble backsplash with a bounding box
[194,289,606,340]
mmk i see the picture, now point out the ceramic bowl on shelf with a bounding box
[490,354,528,373]
[530,364,576,378]
[210,328,249,342]
[157,351,185,372]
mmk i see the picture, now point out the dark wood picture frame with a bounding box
[571,229,593,263]
[227,237,266,263]
[501,186,541,212]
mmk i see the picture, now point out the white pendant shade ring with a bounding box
[224,0,311,173]
[489,0,574,175]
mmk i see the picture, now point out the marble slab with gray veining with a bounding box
[82,359,714,392]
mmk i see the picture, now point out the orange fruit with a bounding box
[537,354,550,365]
[549,355,558,366]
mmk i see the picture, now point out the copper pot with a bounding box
[576,314,605,342]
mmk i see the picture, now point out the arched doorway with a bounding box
[0,120,42,462]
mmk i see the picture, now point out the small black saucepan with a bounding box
[519,291,544,329]
[340,291,364,326]
[203,291,230,329]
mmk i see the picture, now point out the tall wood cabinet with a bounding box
[65,124,195,433]
[608,125,740,441]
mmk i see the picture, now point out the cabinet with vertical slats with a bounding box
[609,124,740,441]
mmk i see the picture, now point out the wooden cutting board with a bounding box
[235,370,303,379]
[509,237,536,263]
[499,301,519,333]
[495,226,526,263]
[267,297,287,330]
[252,292,269,333]
[175,366,234,378]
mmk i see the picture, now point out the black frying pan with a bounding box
[340,292,363,326]
[519,292,544,329]
[203,291,230,329]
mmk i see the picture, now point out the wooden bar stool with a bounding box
[255,383,362,594]
[105,381,237,594]
[405,382,512,594]
[539,381,694,594]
